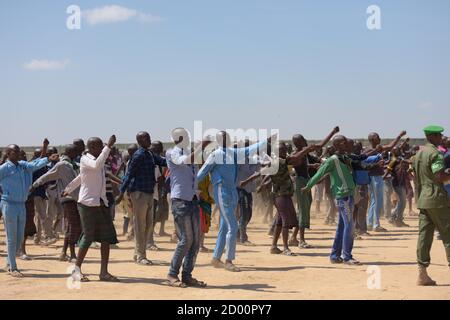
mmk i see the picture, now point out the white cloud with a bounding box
[83,5,163,26]
[23,59,69,71]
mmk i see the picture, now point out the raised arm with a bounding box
[383,130,407,152]
[82,146,111,170]
[197,152,216,183]
[287,144,321,167]
[318,126,340,148]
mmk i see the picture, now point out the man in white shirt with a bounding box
[64,135,119,282]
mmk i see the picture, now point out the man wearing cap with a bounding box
[413,125,450,286]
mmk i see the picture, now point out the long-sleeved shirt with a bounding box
[166,146,199,201]
[306,154,356,199]
[33,156,80,203]
[0,158,49,203]
[120,147,167,194]
[65,146,110,207]
[197,140,268,189]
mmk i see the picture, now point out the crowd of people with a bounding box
[0,125,449,287]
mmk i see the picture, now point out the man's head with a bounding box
[443,136,450,149]
[6,144,21,163]
[346,138,355,153]
[127,143,138,158]
[424,125,445,147]
[332,135,348,154]
[19,149,27,161]
[292,134,307,150]
[278,142,288,159]
[73,139,85,156]
[151,141,164,155]
[353,140,363,155]
[33,148,42,159]
[136,131,151,149]
[216,131,232,149]
[368,132,381,147]
[171,127,190,149]
[47,147,58,157]
[64,144,78,161]
[87,137,104,158]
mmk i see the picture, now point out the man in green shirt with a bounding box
[302,135,361,265]
[413,125,450,286]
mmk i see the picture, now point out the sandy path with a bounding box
[0,209,449,300]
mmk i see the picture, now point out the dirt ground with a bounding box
[0,207,449,300]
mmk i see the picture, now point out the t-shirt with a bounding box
[366,148,385,176]
[270,158,294,197]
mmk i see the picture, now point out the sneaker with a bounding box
[344,259,362,266]
[330,257,344,264]
[225,262,241,272]
[19,254,32,261]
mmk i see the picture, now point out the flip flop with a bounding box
[99,274,120,282]
[183,278,207,288]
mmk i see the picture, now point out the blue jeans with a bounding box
[368,175,384,228]
[392,186,406,221]
[237,189,253,243]
[213,184,238,261]
[169,198,200,281]
[331,196,355,262]
[1,201,26,270]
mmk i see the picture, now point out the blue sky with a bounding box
[0,0,449,146]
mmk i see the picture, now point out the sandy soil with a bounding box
[0,208,449,300]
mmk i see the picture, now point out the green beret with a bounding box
[423,125,444,136]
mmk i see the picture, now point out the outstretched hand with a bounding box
[108,135,117,148]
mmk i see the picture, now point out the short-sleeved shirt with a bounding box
[413,143,449,209]
[270,158,294,197]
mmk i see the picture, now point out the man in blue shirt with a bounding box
[197,131,274,272]
[166,127,210,288]
[116,131,167,266]
[0,139,58,277]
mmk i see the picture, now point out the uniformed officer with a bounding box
[413,125,450,286]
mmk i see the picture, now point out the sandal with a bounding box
[288,238,300,247]
[9,269,24,278]
[299,241,312,249]
[167,278,188,288]
[270,247,282,255]
[282,249,295,256]
[225,262,241,273]
[99,273,120,282]
[136,258,153,266]
[183,278,207,288]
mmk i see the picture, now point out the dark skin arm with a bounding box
[363,144,383,157]
[318,126,340,148]
[256,175,272,193]
[238,171,261,189]
[382,131,407,152]
[41,139,49,158]
[288,145,321,167]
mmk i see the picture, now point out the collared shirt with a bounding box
[33,155,80,203]
[65,146,111,207]
[166,146,198,201]
[0,158,49,203]
[120,147,167,194]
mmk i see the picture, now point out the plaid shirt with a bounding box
[120,147,167,194]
